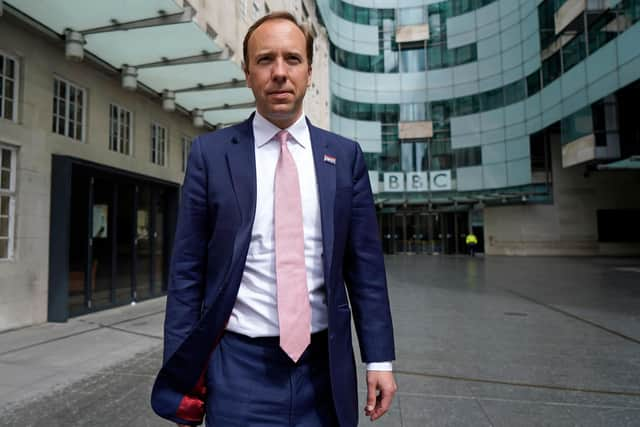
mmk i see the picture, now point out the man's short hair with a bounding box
[243,11,314,72]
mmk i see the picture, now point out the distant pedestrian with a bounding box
[466,232,478,256]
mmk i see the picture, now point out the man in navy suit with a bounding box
[151,11,396,427]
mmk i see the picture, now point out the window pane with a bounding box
[0,239,7,259]
[455,95,479,116]
[526,71,541,96]
[504,80,525,105]
[561,105,593,145]
[481,88,504,111]
[400,48,426,72]
[0,217,8,237]
[3,100,11,120]
[6,59,14,79]
[542,52,561,86]
[562,32,586,72]
[0,196,8,216]
[455,44,476,64]
[4,79,12,99]
[454,146,482,167]
[0,170,10,190]
[1,149,10,168]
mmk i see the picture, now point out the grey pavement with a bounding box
[1,255,640,426]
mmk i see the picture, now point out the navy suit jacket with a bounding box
[151,115,395,427]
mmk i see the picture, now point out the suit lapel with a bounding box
[308,120,336,276]
[226,116,256,229]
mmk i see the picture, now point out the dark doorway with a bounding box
[378,208,470,255]
[49,156,178,321]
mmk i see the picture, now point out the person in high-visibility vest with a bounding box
[465,232,478,256]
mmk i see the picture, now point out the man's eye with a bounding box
[287,56,302,64]
[257,57,271,64]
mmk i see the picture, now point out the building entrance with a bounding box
[49,156,178,321]
[378,209,470,255]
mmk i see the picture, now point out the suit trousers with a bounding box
[205,329,339,427]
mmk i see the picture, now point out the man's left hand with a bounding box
[364,370,397,421]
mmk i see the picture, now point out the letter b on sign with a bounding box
[406,172,428,192]
[384,172,405,192]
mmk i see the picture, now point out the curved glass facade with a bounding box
[328,0,499,25]
[318,0,640,256]
[319,0,640,191]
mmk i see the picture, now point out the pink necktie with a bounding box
[274,130,311,362]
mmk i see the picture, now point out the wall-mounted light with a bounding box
[65,30,85,62]
[192,109,204,128]
[121,66,138,91]
[162,90,176,112]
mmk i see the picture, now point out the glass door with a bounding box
[68,169,91,315]
[115,183,134,304]
[151,188,166,294]
[455,212,469,255]
[135,185,152,300]
[393,213,407,253]
[412,212,430,253]
[380,211,395,254]
[91,177,115,309]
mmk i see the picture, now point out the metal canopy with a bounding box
[204,108,256,127]
[176,87,255,111]
[6,0,255,128]
[138,61,245,93]
[84,22,222,67]
[7,0,183,34]
[597,156,640,170]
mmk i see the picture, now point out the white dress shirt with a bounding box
[226,111,391,371]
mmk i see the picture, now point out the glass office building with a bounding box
[316,0,640,255]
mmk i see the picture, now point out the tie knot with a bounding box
[276,130,289,147]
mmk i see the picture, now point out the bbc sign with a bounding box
[383,171,452,192]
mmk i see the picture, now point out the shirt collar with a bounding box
[253,110,308,149]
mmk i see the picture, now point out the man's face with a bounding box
[244,19,312,129]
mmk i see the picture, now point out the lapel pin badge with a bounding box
[323,154,336,165]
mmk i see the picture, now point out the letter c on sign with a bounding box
[433,173,446,189]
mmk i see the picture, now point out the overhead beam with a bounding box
[79,5,196,35]
[202,101,256,112]
[173,78,247,94]
[133,49,231,69]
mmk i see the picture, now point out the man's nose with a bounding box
[271,58,287,81]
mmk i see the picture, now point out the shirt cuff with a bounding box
[366,361,393,371]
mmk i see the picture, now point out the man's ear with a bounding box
[307,65,313,86]
[243,63,251,86]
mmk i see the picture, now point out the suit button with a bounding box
[330,334,335,340]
